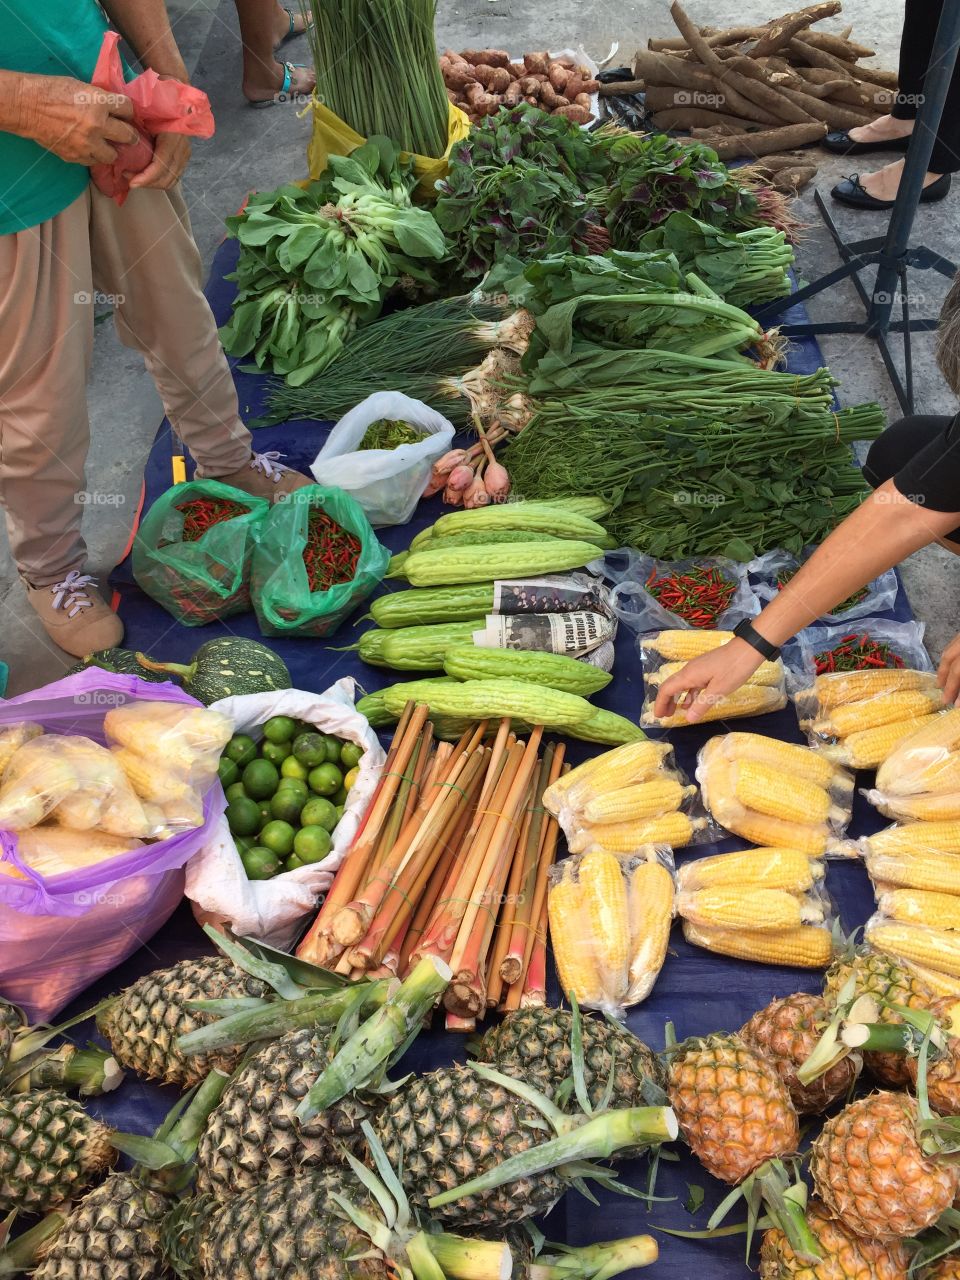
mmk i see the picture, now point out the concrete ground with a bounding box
[2,0,957,693]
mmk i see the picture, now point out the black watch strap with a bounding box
[733,618,781,662]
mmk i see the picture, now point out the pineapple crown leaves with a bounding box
[110,1068,233,1179]
[0,996,119,1095]
[904,1206,960,1277]
[706,1158,821,1266]
[0,1210,68,1278]
[202,925,350,999]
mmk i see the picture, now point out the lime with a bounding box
[308,762,342,796]
[284,853,305,872]
[301,796,338,832]
[261,741,292,766]
[271,788,305,824]
[226,796,261,838]
[294,825,332,864]
[340,741,363,769]
[293,732,328,768]
[332,787,349,807]
[260,820,296,857]
[263,715,298,745]
[233,834,257,853]
[217,756,240,788]
[335,805,345,821]
[225,734,258,768]
[281,756,309,782]
[241,846,281,881]
[277,777,309,800]
[242,759,280,801]
[343,766,359,792]
[321,734,343,764]
[257,801,273,828]
[225,781,247,803]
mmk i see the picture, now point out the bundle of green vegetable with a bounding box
[304,0,449,158]
[359,419,427,449]
[636,211,794,309]
[435,104,613,279]
[501,403,885,560]
[219,138,447,386]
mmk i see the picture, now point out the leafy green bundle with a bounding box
[219,138,448,386]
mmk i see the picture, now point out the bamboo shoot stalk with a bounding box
[296,703,426,964]
[445,1013,477,1032]
[445,728,544,1017]
[371,732,426,874]
[501,744,562,983]
[421,741,453,797]
[397,794,477,976]
[485,762,544,1004]
[521,893,548,1008]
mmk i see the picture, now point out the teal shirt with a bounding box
[0,1,119,235]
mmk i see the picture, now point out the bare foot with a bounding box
[859,158,942,200]
[848,114,915,145]
[243,60,315,103]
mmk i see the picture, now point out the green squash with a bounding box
[67,648,168,682]
[136,638,291,704]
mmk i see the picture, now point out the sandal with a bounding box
[247,61,313,108]
[274,7,313,49]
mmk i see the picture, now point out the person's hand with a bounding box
[16,74,137,165]
[653,638,765,723]
[128,132,192,190]
[937,632,960,706]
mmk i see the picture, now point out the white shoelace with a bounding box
[50,570,96,618]
[250,451,291,484]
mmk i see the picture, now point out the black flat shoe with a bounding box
[830,171,952,209]
[823,129,911,156]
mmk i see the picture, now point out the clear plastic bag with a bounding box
[311,392,455,527]
[681,917,834,969]
[543,739,675,828]
[0,723,42,775]
[678,846,826,895]
[748,548,898,625]
[872,706,960,800]
[601,551,759,635]
[678,882,831,932]
[865,910,960,980]
[640,635,787,728]
[787,619,934,691]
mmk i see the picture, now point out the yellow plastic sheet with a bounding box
[306,98,470,198]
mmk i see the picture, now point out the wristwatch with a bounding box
[733,618,781,662]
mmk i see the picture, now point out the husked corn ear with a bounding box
[9,826,143,878]
[578,849,629,1003]
[731,760,831,826]
[544,740,670,813]
[678,887,821,931]
[815,690,944,739]
[548,875,602,1006]
[880,754,960,800]
[867,820,960,859]
[876,887,960,930]
[583,778,691,825]
[678,847,823,894]
[877,707,960,795]
[813,668,939,710]
[682,919,833,968]
[0,723,42,777]
[865,849,960,895]
[112,747,194,805]
[866,920,960,979]
[901,959,960,998]
[715,808,828,856]
[718,732,844,790]
[571,811,701,853]
[627,856,675,1004]
[643,630,733,661]
[866,789,960,822]
[649,660,784,688]
[643,683,786,729]
[824,714,940,770]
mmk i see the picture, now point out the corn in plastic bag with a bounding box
[678,847,825,895]
[543,739,674,827]
[678,884,828,932]
[103,702,232,784]
[870,708,960,812]
[0,723,43,777]
[682,918,834,969]
[1,827,144,880]
[866,912,960,979]
[639,632,787,728]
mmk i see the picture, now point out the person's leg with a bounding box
[233,0,315,102]
[840,0,934,144]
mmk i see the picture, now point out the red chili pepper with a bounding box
[645,563,736,628]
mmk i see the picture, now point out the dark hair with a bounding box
[936,270,960,396]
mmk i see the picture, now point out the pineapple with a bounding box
[823,945,934,1086]
[810,1092,960,1240]
[31,1174,172,1280]
[759,1198,910,1279]
[195,1027,377,1196]
[926,1263,960,1280]
[741,993,858,1115]
[903,995,960,1115]
[473,1007,664,1109]
[0,1091,116,1215]
[97,956,270,1087]
[0,999,24,1073]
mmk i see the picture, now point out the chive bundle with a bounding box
[304,0,449,158]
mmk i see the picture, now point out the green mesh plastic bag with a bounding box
[132,479,270,625]
[251,485,390,638]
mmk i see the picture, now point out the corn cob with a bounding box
[577,849,629,1004]
[111,747,194,805]
[544,740,672,814]
[865,849,960,895]
[821,714,941,770]
[813,668,939,710]
[881,753,960,800]
[643,683,786,728]
[866,820,960,859]
[901,958,960,998]
[3,826,143,878]
[700,753,829,854]
[642,630,734,661]
[678,887,823,932]
[582,778,691,825]
[677,847,824,894]
[627,852,675,1004]
[814,689,944,739]
[730,760,831,826]
[711,731,846,791]
[866,788,960,822]
[876,887,960,930]
[647,659,783,688]
[570,811,702,853]
[0,723,42,777]
[866,919,960,978]
[548,868,602,1006]
[682,919,833,968]
[876,707,960,795]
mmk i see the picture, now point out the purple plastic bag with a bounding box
[0,671,226,1019]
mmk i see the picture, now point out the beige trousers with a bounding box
[0,183,252,586]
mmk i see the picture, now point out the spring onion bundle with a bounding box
[305,0,449,158]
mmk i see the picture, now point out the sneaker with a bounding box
[213,451,313,502]
[26,571,123,658]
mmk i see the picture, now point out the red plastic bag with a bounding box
[90,31,215,204]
